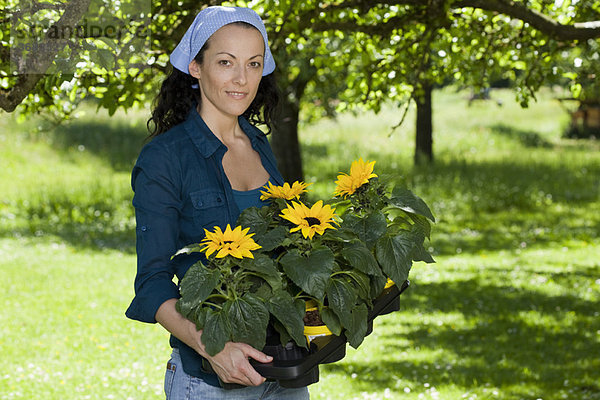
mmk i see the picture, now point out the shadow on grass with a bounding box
[6,226,136,253]
[7,122,600,255]
[1,116,146,251]
[6,142,597,254]
[49,119,148,172]
[323,278,600,398]
[429,204,600,256]
[1,197,136,253]
[304,142,600,256]
[490,123,553,148]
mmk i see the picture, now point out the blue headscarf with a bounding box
[169,6,276,78]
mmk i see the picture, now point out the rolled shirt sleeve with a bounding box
[126,141,182,323]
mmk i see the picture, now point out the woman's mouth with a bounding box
[226,91,247,99]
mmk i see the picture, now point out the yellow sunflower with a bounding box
[200,224,261,259]
[280,200,337,239]
[260,181,311,201]
[333,158,377,198]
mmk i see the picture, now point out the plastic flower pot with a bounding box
[384,278,395,289]
[304,299,318,310]
[303,303,346,364]
[304,324,332,345]
[378,278,400,315]
[210,281,410,390]
[202,324,318,390]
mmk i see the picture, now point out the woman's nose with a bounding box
[233,65,247,86]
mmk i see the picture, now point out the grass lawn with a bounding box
[1,87,598,399]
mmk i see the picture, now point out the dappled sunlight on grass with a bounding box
[0,239,169,399]
[312,247,600,399]
[0,103,142,252]
[303,88,599,399]
[1,88,599,399]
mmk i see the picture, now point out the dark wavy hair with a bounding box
[147,22,279,138]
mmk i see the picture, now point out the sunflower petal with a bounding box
[199,224,261,259]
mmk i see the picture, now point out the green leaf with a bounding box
[280,247,334,300]
[241,254,282,291]
[341,241,381,276]
[193,307,209,331]
[346,304,368,349]
[268,290,307,348]
[390,187,435,222]
[369,273,389,299]
[237,206,270,236]
[326,278,357,328]
[178,263,220,315]
[345,269,376,302]
[272,319,293,347]
[375,232,415,285]
[174,299,191,320]
[172,243,203,259]
[240,253,278,277]
[252,281,275,300]
[256,225,288,251]
[412,242,435,263]
[409,213,432,239]
[202,308,231,356]
[98,37,119,52]
[341,211,388,248]
[226,293,269,351]
[90,48,115,70]
[68,83,78,103]
[409,223,435,263]
[320,306,342,336]
[321,227,358,243]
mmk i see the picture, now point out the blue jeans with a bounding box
[164,348,310,400]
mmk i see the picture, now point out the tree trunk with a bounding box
[414,83,434,164]
[271,95,304,182]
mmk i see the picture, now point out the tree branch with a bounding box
[306,0,600,41]
[310,12,426,35]
[453,0,600,41]
[1,0,93,112]
[8,1,67,19]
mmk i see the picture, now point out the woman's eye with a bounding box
[249,61,262,68]
[218,60,232,66]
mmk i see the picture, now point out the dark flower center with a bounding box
[223,240,234,244]
[304,217,321,226]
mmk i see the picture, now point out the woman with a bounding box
[125,6,310,399]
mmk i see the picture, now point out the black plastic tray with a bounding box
[206,280,410,389]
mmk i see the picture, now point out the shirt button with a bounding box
[141,226,147,232]
[216,197,222,203]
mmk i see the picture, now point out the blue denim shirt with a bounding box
[126,103,284,383]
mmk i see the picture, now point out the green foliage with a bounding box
[176,246,282,355]
[175,263,220,322]
[340,241,381,277]
[280,247,335,299]
[175,159,434,353]
[267,290,307,347]
[341,211,388,248]
[2,0,157,119]
[4,0,599,125]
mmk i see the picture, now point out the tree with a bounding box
[1,0,160,118]
[267,0,600,173]
[2,0,600,179]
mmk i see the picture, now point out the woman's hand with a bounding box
[205,342,272,386]
[155,298,272,386]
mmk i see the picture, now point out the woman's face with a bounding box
[189,23,265,121]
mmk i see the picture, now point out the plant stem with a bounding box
[207,293,229,301]
[331,271,350,279]
[203,301,223,310]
